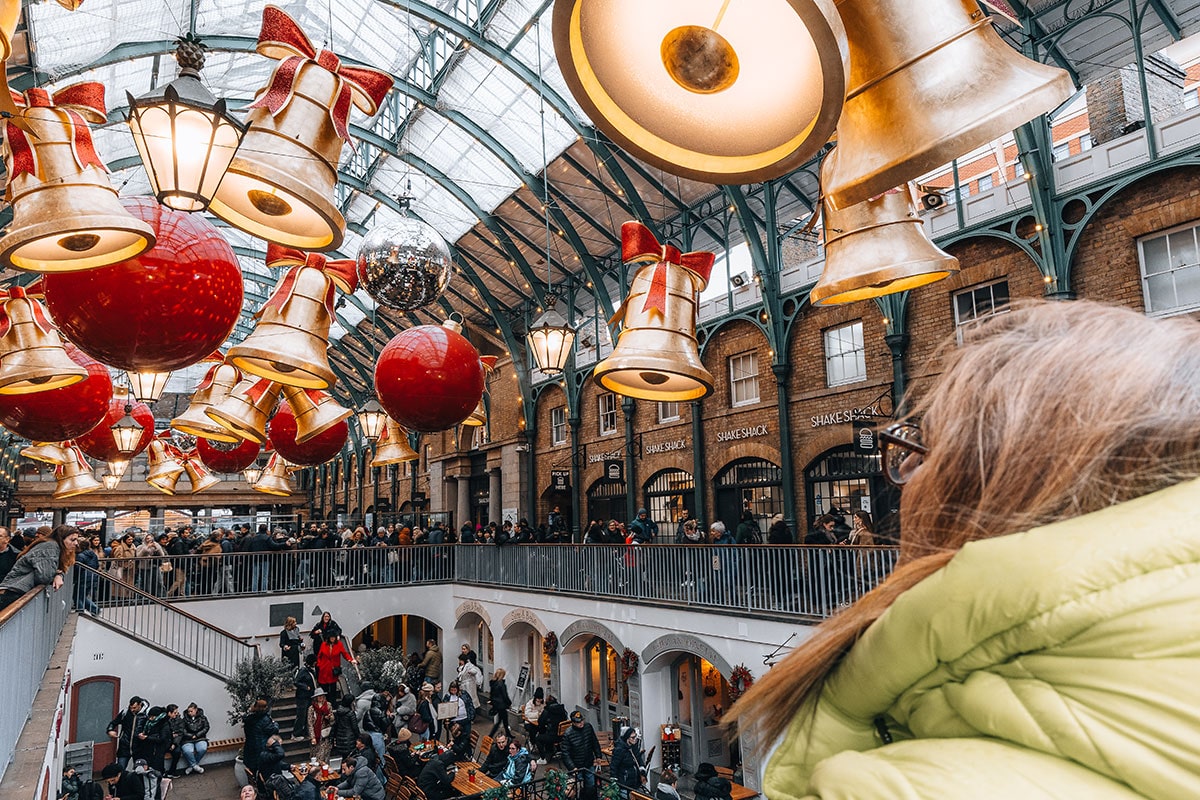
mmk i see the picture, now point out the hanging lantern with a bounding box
[20,441,72,465]
[552,0,848,184]
[280,384,352,444]
[76,393,155,461]
[242,463,264,485]
[126,34,245,213]
[375,316,485,433]
[53,445,102,499]
[42,197,243,372]
[171,360,243,441]
[146,436,185,494]
[128,370,172,404]
[463,355,498,427]
[810,180,958,306]
[269,399,348,466]
[527,303,576,377]
[196,437,261,474]
[0,83,155,272]
[109,404,146,455]
[0,285,88,394]
[180,451,221,493]
[0,343,113,442]
[356,197,453,310]
[205,377,282,444]
[371,417,420,467]
[226,245,356,389]
[819,0,1072,210]
[593,222,713,402]
[356,399,388,442]
[253,453,294,496]
[208,6,394,250]
[101,472,121,490]
[107,459,130,478]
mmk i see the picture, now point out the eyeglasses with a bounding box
[878,422,927,487]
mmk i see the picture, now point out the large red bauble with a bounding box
[375,325,485,432]
[42,197,243,371]
[268,402,347,466]
[75,397,156,461]
[0,344,112,441]
[197,437,260,474]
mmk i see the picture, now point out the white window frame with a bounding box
[953,280,1011,344]
[977,173,993,192]
[824,321,867,388]
[598,393,618,436]
[1138,221,1200,317]
[729,352,760,407]
[551,407,567,446]
[657,401,680,423]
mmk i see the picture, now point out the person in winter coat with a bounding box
[417,754,457,800]
[534,695,567,757]
[361,692,390,764]
[456,652,484,708]
[766,514,793,545]
[608,726,645,789]
[730,302,1200,800]
[255,734,289,780]
[521,687,544,750]
[329,696,360,759]
[106,697,147,770]
[419,639,443,683]
[292,654,318,739]
[414,685,438,741]
[279,616,303,667]
[241,698,279,773]
[487,668,512,737]
[137,703,172,769]
[73,535,101,615]
[734,510,762,545]
[628,509,657,544]
[0,525,79,609]
[337,754,385,800]
[560,711,603,796]
[385,728,423,780]
[163,704,185,777]
[480,732,509,779]
[307,689,333,763]
[309,611,339,650]
[393,683,417,721]
[500,735,533,786]
[294,768,323,800]
[58,765,82,800]
[316,632,355,701]
[691,763,732,800]
[654,769,681,800]
[98,762,146,800]
[179,702,209,775]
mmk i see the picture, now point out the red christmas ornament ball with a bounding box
[268,402,347,466]
[0,343,112,441]
[43,197,243,371]
[197,437,261,474]
[374,324,484,432]
[75,396,156,461]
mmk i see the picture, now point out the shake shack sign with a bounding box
[811,403,883,428]
[717,424,769,442]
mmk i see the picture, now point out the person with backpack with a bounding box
[735,510,762,545]
[293,654,317,740]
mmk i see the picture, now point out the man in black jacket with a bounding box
[106,697,147,770]
[417,754,457,800]
[560,710,603,799]
[479,732,509,779]
[293,654,318,739]
[98,763,146,800]
[535,696,568,758]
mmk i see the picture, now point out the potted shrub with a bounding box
[224,654,292,787]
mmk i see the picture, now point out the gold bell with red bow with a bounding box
[594,222,714,402]
[820,0,1072,210]
[227,245,356,389]
[0,285,88,393]
[181,451,221,494]
[208,6,394,250]
[371,417,420,467]
[21,440,72,465]
[281,384,352,444]
[253,452,294,496]
[205,377,282,444]
[53,445,102,498]
[463,356,498,428]
[811,175,958,306]
[171,360,243,442]
[0,83,155,272]
[146,436,186,494]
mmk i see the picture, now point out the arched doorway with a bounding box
[350,614,442,674]
[500,622,549,704]
[587,476,627,524]
[804,445,897,538]
[643,468,694,532]
[562,623,630,732]
[454,610,494,682]
[670,655,732,773]
[714,458,782,535]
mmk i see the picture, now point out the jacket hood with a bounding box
[765,477,1200,800]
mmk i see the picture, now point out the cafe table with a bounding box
[453,761,503,795]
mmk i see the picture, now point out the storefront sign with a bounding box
[587,449,624,464]
[605,460,624,481]
[716,424,769,442]
[853,424,878,453]
[645,438,688,455]
[550,470,570,491]
[810,403,883,428]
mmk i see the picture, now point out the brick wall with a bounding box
[1087,54,1185,144]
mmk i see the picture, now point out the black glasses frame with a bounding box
[878,422,927,487]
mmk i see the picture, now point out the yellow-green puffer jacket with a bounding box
[764,477,1200,799]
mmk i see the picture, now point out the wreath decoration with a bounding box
[620,648,639,681]
[543,631,559,656]
[729,664,754,702]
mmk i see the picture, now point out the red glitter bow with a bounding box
[620,222,715,315]
[5,83,108,181]
[194,360,240,392]
[0,284,57,338]
[248,5,394,150]
[261,245,356,320]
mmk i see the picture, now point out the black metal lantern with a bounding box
[527,300,575,376]
[356,399,389,442]
[110,404,145,455]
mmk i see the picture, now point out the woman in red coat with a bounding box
[315,632,355,702]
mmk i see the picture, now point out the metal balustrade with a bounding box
[95,544,899,618]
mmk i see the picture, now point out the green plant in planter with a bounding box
[355,645,407,690]
[543,768,571,800]
[599,777,623,800]
[224,655,293,726]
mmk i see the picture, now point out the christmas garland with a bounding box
[621,648,639,680]
[543,769,571,800]
[729,664,754,702]
[543,631,558,656]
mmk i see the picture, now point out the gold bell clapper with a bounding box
[552,0,848,184]
[208,6,393,250]
[594,222,714,402]
[53,445,102,499]
[371,417,420,467]
[0,285,87,393]
[227,245,357,389]
[821,0,1073,210]
[253,452,294,496]
[281,384,352,444]
[146,436,185,494]
[180,451,221,494]
[21,440,72,465]
[463,355,498,427]
[205,377,282,444]
[0,83,155,271]
[170,360,243,441]
[811,178,959,306]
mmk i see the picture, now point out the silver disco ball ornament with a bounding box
[356,214,453,310]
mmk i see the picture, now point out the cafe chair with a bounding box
[478,735,493,759]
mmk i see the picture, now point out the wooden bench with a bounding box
[209,737,245,753]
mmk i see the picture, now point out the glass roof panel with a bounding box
[372,161,478,240]
[403,111,521,212]
[29,0,190,76]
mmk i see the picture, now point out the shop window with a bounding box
[824,321,866,387]
[1187,88,1199,110]
[1052,141,1071,162]
[551,407,567,446]
[471,425,488,449]
[1138,222,1200,317]
[729,352,759,406]
[658,401,680,422]
[977,173,993,192]
[953,280,1010,344]
[598,392,618,436]
[644,468,695,529]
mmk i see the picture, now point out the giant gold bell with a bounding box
[281,384,351,444]
[21,441,72,465]
[371,417,420,467]
[811,179,958,306]
[182,457,221,494]
[171,362,243,442]
[594,261,712,403]
[53,445,102,499]
[0,291,88,394]
[821,0,1074,210]
[205,377,281,444]
[227,266,337,389]
[253,453,294,496]
[146,439,185,494]
[462,355,496,428]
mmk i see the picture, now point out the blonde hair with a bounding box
[494,668,506,680]
[728,301,1200,746]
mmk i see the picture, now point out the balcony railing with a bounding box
[91,544,898,618]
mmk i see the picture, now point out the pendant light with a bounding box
[356,398,388,442]
[128,370,171,404]
[110,403,145,455]
[102,472,121,490]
